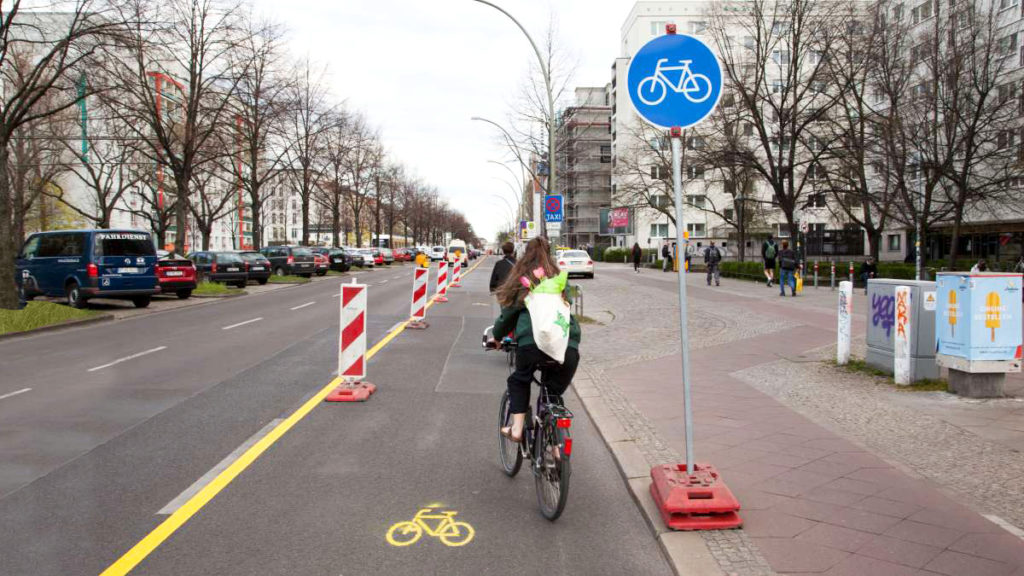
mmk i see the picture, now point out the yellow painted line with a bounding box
[100,256,490,576]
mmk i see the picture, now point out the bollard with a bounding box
[813,261,819,289]
[848,262,855,287]
[407,267,429,329]
[435,261,449,303]
[837,281,852,365]
[893,286,913,385]
[326,281,376,402]
[830,261,836,290]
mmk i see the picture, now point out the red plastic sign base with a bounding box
[650,463,743,531]
[407,320,429,330]
[435,296,448,303]
[325,382,377,403]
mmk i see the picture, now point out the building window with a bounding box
[650,223,669,237]
[650,20,674,35]
[724,208,734,221]
[687,223,706,237]
[743,123,754,136]
[600,145,611,163]
[999,32,1019,55]
[771,78,785,94]
[911,0,934,24]
[999,83,1018,105]
[771,49,790,66]
[807,164,826,181]
[1000,0,1019,11]
[651,194,670,209]
[651,165,667,180]
[686,165,705,180]
[686,195,707,209]
[689,21,707,34]
[888,234,901,251]
[804,193,826,208]
[291,229,297,239]
[771,21,790,36]
[686,136,705,150]
[997,129,1017,149]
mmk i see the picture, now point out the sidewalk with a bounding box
[577,264,1024,576]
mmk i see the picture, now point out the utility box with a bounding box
[866,279,939,380]
[934,273,1022,373]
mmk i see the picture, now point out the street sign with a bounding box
[544,195,563,223]
[521,221,538,240]
[627,31,723,129]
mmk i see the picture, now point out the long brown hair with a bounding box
[496,237,560,307]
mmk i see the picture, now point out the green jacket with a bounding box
[493,298,581,350]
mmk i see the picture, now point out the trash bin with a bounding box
[865,279,939,380]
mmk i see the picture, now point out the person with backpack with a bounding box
[778,241,800,297]
[489,241,517,293]
[704,241,722,286]
[661,242,673,272]
[762,236,777,288]
[631,242,642,273]
[493,237,581,442]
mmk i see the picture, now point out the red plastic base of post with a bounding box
[435,295,448,303]
[407,320,429,330]
[650,463,743,531]
[325,382,377,402]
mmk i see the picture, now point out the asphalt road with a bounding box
[0,258,670,576]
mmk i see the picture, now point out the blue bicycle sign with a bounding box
[627,32,722,129]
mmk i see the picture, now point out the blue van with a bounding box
[16,229,159,308]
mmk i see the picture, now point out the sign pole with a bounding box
[670,127,694,475]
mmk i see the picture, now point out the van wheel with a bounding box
[176,290,192,299]
[132,296,151,308]
[66,282,86,309]
[275,267,285,276]
[257,278,268,285]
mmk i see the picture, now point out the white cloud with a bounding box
[250,0,632,242]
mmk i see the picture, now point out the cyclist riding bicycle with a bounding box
[492,237,581,443]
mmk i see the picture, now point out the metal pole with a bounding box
[915,155,923,281]
[831,261,836,290]
[670,127,694,476]
[814,260,819,289]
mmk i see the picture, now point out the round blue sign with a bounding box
[627,33,723,129]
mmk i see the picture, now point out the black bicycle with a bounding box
[498,362,574,521]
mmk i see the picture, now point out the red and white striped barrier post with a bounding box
[435,261,449,303]
[450,260,462,288]
[326,280,376,402]
[408,267,429,330]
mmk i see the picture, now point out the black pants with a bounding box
[633,259,641,271]
[507,345,580,414]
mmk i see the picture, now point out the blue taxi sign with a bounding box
[627,31,723,129]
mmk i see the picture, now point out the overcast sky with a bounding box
[251,0,635,243]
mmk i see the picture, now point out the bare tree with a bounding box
[340,114,380,247]
[0,4,118,308]
[282,57,333,245]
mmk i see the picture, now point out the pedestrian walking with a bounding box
[762,236,777,288]
[778,241,800,297]
[684,242,693,271]
[631,242,642,273]
[859,257,878,285]
[704,241,722,286]
[661,242,674,272]
[489,241,517,293]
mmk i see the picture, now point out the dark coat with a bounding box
[631,246,642,263]
[489,256,516,292]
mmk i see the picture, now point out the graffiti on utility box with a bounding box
[871,294,895,339]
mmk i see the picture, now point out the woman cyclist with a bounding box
[493,237,581,442]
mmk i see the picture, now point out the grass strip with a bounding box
[0,301,99,335]
[192,281,233,296]
[268,275,311,284]
[834,357,949,392]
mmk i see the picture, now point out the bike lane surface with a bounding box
[124,261,672,575]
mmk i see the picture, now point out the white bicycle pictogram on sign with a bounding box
[637,58,713,105]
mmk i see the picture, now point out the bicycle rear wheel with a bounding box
[498,390,522,476]
[534,414,571,520]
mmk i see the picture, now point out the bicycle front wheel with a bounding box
[535,415,571,520]
[498,390,523,477]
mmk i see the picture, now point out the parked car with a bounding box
[381,247,394,265]
[371,248,384,266]
[344,247,372,268]
[155,251,197,299]
[189,251,248,288]
[237,251,272,285]
[393,248,412,262]
[447,239,469,266]
[357,248,378,267]
[16,229,158,309]
[259,245,316,278]
[557,249,594,279]
[311,251,329,276]
[311,247,351,273]
[430,246,446,261]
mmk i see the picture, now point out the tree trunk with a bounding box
[201,223,212,251]
[174,177,190,256]
[251,201,262,250]
[353,206,362,247]
[948,209,963,269]
[0,143,19,309]
[301,190,310,246]
[867,230,881,262]
[332,206,340,247]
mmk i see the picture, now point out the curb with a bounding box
[572,372,724,576]
[0,312,114,342]
[190,290,248,299]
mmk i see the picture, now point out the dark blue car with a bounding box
[16,229,159,308]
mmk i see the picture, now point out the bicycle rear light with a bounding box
[563,438,573,456]
[556,418,572,429]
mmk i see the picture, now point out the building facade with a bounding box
[557,87,614,249]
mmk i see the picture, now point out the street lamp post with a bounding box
[469,0,556,240]
[913,153,923,281]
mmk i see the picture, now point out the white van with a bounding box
[447,239,468,265]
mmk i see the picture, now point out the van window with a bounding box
[93,232,155,258]
[39,233,85,258]
[20,236,41,258]
[215,252,243,264]
[293,248,312,257]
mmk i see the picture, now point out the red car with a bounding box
[395,248,413,262]
[371,248,384,266]
[312,252,329,276]
[155,252,197,299]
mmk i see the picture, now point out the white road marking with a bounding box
[222,317,263,331]
[392,275,401,280]
[88,346,167,372]
[157,419,284,515]
[0,388,31,401]
[333,293,341,298]
[984,515,1024,539]
[379,279,388,285]
[290,301,315,311]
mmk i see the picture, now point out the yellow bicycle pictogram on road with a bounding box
[386,506,475,547]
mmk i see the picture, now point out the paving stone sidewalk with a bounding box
[578,264,1024,576]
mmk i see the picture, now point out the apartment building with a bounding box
[556,87,614,249]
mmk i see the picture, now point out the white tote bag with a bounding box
[524,272,572,363]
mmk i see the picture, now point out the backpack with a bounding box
[706,247,721,264]
[764,242,776,260]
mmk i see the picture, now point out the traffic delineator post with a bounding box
[407,267,429,330]
[327,280,376,402]
[450,260,462,288]
[650,463,743,531]
[435,261,449,303]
